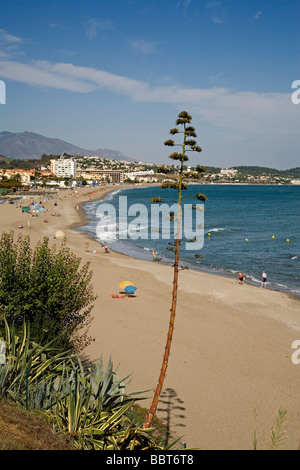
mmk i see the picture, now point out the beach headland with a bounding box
[1,184,300,450]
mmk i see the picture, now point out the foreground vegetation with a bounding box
[0,318,178,450]
[0,231,96,351]
[0,232,180,449]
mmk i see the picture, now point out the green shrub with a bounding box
[0,231,96,350]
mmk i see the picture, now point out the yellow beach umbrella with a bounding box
[118,281,135,290]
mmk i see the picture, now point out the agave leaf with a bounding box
[108,372,132,395]
[95,357,103,376]
[88,428,105,436]
[30,350,72,383]
[163,436,183,450]
[100,357,114,396]
[4,317,10,351]
[68,387,76,432]
[75,355,85,377]
[100,402,133,431]
[85,437,104,450]
[15,319,27,363]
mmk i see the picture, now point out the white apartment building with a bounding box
[124,170,155,180]
[50,157,77,178]
[220,168,238,177]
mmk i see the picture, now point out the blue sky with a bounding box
[0,0,299,169]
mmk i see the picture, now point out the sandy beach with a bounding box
[1,185,300,450]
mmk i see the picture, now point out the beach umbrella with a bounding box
[55,230,66,240]
[118,281,135,290]
[124,285,137,294]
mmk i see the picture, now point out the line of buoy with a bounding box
[207,233,291,242]
[206,232,291,242]
[244,237,290,242]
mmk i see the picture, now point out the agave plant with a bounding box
[0,317,162,449]
[40,356,168,450]
[47,385,163,450]
[0,318,171,450]
[77,356,148,411]
[0,318,147,411]
[0,318,74,405]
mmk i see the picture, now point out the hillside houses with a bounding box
[0,154,299,187]
[0,168,53,185]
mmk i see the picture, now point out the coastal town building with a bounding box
[0,169,32,184]
[0,169,53,185]
[50,157,77,179]
[76,169,124,184]
[124,170,157,182]
[0,155,299,188]
[219,168,239,177]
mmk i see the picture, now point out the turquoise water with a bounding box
[78,184,300,297]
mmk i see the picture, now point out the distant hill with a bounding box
[231,165,300,177]
[200,165,300,178]
[0,131,134,162]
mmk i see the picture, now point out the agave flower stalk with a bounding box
[144,111,206,429]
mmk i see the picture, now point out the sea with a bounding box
[77,184,300,298]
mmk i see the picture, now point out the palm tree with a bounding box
[143,111,207,429]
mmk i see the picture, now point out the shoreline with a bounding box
[1,184,300,449]
[75,185,300,301]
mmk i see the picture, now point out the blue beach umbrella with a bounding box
[124,285,137,295]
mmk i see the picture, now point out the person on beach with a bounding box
[152,250,156,261]
[261,271,267,288]
[104,242,110,253]
[237,272,244,284]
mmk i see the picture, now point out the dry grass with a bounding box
[0,398,74,450]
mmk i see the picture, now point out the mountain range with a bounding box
[0,131,134,161]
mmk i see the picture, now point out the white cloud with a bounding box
[0,60,95,92]
[0,59,297,141]
[0,29,27,59]
[0,29,24,44]
[253,11,262,20]
[204,1,226,24]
